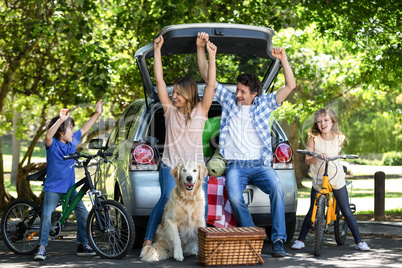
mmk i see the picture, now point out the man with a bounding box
[197,33,296,257]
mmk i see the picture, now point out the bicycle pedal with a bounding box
[56,236,63,240]
[350,203,356,213]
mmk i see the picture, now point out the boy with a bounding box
[34,99,104,261]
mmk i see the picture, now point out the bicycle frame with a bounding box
[58,177,90,226]
[298,149,358,228]
[310,173,338,227]
[57,156,108,232]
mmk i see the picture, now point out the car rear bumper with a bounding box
[126,168,297,228]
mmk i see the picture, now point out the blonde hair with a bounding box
[308,108,346,141]
[174,77,199,125]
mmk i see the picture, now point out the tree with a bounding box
[1,0,400,209]
[297,0,401,92]
[0,0,112,208]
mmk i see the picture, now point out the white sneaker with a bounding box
[355,241,370,251]
[291,240,305,250]
[34,245,46,261]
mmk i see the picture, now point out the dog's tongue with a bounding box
[185,183,194,190]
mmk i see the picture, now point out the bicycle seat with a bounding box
[26,168,46,182]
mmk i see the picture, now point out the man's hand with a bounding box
[271,47,287,61]
[206,41,217,56]
[154,35,164,50]
[197,32,209,48]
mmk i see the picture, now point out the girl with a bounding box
[142,33,217,247]
[292,108,370,251]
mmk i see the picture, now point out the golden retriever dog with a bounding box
[140,161,207,262]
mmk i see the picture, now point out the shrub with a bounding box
[382,152,402,166]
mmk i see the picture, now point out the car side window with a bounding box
[108,103,143,147]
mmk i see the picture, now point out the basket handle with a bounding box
[205,241,224,263]
[247,240,264,264]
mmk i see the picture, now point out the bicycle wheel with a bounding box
[87,199,135,259]
[314,195,327,257]
[1,199,41,255]
[334,203,348,245]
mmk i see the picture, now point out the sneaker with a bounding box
[77,244,96,256]
[272,239,287,257]
[291,240,305,250]
[355,241,370,251]
[34,245,46,261]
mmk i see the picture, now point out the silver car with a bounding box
[95,23,297,245]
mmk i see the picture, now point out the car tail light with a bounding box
[273,142,293,169]
[130,143,158,171]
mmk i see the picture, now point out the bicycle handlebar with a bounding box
[63,150,113,161]
[297,149,359,161]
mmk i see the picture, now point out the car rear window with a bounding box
[146,54,274,86]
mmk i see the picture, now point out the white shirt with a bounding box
[223,105,264,160]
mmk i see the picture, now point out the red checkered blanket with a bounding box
[207,176,237,227]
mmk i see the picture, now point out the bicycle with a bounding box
[297,149,358,256]
[1,142,135,259]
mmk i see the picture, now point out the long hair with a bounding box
[308,108,346,139]
[48,116,75,141]
[174,77,199,125]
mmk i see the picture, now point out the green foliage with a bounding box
[297,0,402,92]
[382,152,402,166]
[1,0,401,157]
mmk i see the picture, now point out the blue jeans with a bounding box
[225,160,286,242]
[297,186,362,244]
[39,190,89,246]
[144,162,209,242]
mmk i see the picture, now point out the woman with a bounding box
[142,33,217,247]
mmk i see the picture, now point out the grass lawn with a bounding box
[297,179,402,199]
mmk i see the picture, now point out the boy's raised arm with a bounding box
[45,110,69,147]
[80,99,104,136]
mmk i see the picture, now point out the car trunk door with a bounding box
[134,23,282,104]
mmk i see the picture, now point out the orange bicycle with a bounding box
[297,149,358,256]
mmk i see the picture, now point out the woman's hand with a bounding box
[197,32,209,48]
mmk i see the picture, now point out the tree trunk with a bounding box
[11,105,21,185]
[0,143,15,212]
[16,104,47,202]
[290,118,310,189]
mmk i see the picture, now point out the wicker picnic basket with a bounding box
[197,227,266,266]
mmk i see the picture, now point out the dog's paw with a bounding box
[174,251,184,262]
[174,255,184,262]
